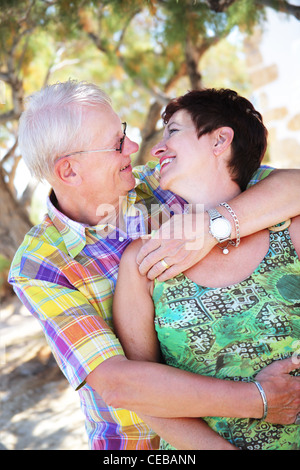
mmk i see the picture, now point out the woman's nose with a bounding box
[151,139,167,158]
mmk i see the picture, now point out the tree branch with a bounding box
[255,0,300,20]
[205,0,300,19]
[114,8,142,54]
[1,139,19,166]
[204,0,236,12]
[0,109,22,125]
[87,31,108,53]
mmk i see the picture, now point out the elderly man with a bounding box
[9,80,300,450]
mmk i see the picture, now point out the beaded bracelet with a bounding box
[253,381,268,420]
[219,202,240,248]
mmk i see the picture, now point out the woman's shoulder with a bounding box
[119,238,148,284]
[120,238,144,264]
[117,237,153,296]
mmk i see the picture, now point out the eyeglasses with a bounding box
[55,122,127,163]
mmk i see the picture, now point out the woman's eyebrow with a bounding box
[166,120,181,129]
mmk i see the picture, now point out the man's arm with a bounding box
[136,415,239,450]
[10,278,125,391]
[136,169,300,281]
[11,255,299,428]
[87,354,299,423]
[86,240,300,426]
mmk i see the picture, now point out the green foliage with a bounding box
[0,0,284,185]
[201,36,251,92]
[226,0,267,33]
[161,0,224,43]
[0,254,10,293]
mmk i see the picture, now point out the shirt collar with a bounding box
[47,188,147,258]
[133,162,161,191]
[47,191,87,258]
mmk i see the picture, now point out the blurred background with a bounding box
[0,0,300,450]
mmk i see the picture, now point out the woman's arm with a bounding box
[113,239,238,450]
[87,245,300,426]
[113,240,160,363]
[137,169,300,281]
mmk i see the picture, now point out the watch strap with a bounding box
[207,208,222,221]
[207,208,232,243]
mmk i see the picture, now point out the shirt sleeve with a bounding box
[247,165,275,188]
[11,277,125,390]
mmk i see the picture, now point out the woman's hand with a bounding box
[137,212,216,281]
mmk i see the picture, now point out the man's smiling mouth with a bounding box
[120,163,131,171]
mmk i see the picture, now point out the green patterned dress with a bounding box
[153,229,300,450]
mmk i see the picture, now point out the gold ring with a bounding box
[161,259,170,270]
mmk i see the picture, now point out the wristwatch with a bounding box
[207,208,232,244]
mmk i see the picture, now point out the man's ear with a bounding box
[213,127,234,156]
[54,158,82,186]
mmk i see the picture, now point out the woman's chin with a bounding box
[159,176,171,191]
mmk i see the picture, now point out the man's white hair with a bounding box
[18,80,112,181]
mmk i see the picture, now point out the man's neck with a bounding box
[52,188,122,227]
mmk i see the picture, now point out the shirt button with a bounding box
[119,236,125,242]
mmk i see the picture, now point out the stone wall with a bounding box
[243,14,300,169]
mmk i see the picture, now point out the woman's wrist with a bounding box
[243,381,266,419]
[219,380,265,419]
[252,381,268,420]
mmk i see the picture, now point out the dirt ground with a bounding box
[0,295,89,450]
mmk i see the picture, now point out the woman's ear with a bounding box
[213,127,234,156]
[54,158,82,186]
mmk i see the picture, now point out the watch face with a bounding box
[211,218,232,237]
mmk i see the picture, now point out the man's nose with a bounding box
[123,136,139,155]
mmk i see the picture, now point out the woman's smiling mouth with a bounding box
[160,156,176,171]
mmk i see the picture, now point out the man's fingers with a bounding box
[260,357,300,375]
[280,356,300,373]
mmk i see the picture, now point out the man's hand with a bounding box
[137,212,217,281]
[255,357,300,424]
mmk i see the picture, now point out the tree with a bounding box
[0,0,299,269]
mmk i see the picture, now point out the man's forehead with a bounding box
[82,104,122,131]
[82,103,117,119]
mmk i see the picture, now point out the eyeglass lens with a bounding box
[117,122,127,153]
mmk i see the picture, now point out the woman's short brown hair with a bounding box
[162,89,268,191]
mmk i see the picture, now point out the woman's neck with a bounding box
[183,177,241,211]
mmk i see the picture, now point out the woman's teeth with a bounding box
[160,157,175,169]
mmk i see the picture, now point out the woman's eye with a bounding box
[168,128,178,136]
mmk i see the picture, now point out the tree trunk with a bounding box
[0,169,31,261]
[185,39,203,90]
[135,101,164,166]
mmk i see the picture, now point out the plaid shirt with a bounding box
[8,162,273,450]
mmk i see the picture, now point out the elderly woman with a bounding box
[113,89,300,450]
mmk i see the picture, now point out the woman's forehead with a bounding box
[167,109,193,126]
